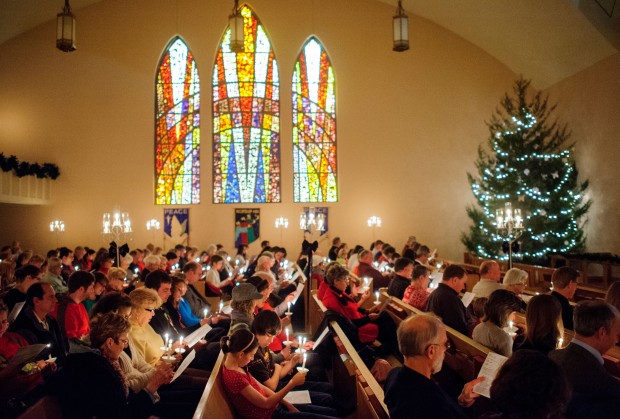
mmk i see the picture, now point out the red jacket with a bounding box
[322,286,378,343]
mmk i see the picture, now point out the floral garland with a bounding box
[0,153,60,180]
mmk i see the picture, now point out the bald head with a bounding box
[397,314,445,357]
[480,260,501,282]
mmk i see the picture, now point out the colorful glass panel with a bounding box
[155,37,201,205]
[292,37,337,202]
[213,5,280,203]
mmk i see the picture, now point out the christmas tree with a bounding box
[462,78,591,266]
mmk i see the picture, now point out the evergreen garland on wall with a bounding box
[0,153,60,179]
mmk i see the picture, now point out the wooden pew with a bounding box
[17,396,63,419]
[193,351,235,419]
[310,290,390,419]
[381,291,491,382]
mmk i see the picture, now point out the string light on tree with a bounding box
[462,78,590,265]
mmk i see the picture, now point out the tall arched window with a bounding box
[213,5,280,203]
[155,37,201,205]
[292,37,337,203]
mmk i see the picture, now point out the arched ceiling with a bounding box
[1,0,617,89]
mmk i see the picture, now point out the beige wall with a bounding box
[544,52,620,255]
[1,0,538,261]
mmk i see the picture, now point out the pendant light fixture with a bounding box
[229,0,244,53]
[393,0,409,52]
[56,0,76,52]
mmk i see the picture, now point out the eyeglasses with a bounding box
[0,319,9,325]
[117,338,129,347]
[426,340,451,351]
[143,308,155,313]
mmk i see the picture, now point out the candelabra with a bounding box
[275,217,288,244]
[367,216,382,243]
[103,210,132,266]
[299,208,325,233]
[496,202,524,269]
[49,219,65,247]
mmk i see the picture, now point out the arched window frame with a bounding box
[154,36,201,205]
[292,36,337,203]
[212,4,281,204]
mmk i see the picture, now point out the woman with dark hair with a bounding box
[49,312,163,418]
[221,328,335,418]
[83,271,109,314]
[247,311,337,415]
[514,294,563,355]
[90,292,132,319]
[472,289,523,356]
[482,350,570,419]
[322,264,399,356]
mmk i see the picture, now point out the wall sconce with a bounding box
[275,217,289,243]
[229,0,244,53]
[393,0,409,52]
[57,0,76,52]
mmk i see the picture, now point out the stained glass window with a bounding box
[155,37,201,205]
[213,5,280,203]
[292,37,337,202]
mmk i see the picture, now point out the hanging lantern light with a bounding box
[56,0,76,52]
[229,0,244,53]
[392,0,409,52]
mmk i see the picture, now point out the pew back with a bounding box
[193,351,235,419]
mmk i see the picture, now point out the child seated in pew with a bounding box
[221,328,339,418]
[247,310,337,413]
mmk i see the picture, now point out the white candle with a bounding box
[557,337,564,348]
[287,302,291,313]
[285,327,289,342]
[179,336,183,346]
[203,308,208,319]
[508,320,514,329]
[375,291,380,303]
[164,333,169,347]
[302,353,307,370]
[219,301,224,312]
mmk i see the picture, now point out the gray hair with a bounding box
[143,255,161,267]
[574,300,620,337]
[397,314,444,357]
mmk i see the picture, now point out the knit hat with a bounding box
[232,283,263,302]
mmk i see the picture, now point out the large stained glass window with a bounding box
[155,37,201,205]
[213,5,280,203]
[292,37,337,202]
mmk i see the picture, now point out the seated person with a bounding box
[247,310,336,413]
[357,250,389,289]
[513,294,563,355]
[230,283,265,330]
[550,266,579,330]
[471,260,502,298]
[4,265,41,312]
[221,328,337,418]
[0,300,57,411]
[502,268,528,311]
[549,300,620,418]
[472,290,522,356]
[384,314,483,419]
[402,265,431,311]
[48,312,160,418]
[83,271,107,314]
[205,255,233,295]
[322,265,398,356]
[53,270,95,352]
[425,265,471,336]
[41,257,67,294]
[485,350,570,419]
[387,257,414,300]
[10,282,69,364]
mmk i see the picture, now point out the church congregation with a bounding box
[1,238,620,418]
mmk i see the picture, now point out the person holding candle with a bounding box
[221,328,337,419]
[513,294,563,355]
[322,265,399,357]
[472,290,523,356]
[230,283,265,331]
[247,311,338,413]
[402,265,431,311]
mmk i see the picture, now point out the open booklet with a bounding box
[171,349,196,382]
[291,282,305,305]
[8,301,25,323]
[6,343,50,369]
[184,323,213,348]
[473,352,508,398]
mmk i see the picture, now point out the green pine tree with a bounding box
[462,78,591,266]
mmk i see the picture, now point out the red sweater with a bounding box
[321,286,378,343]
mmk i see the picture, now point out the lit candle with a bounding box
[203,308,208,319]
[508,320,514,330]
[164,333,169,347]
[557,337,564,348]
[287,302,292,313]
[179,336,183,346]
[285,327,289,343]
[74,265,79,271]
[134,267,139,274]
[219,301,224,313]
[302,353,307,370]
[375,291,380,303]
